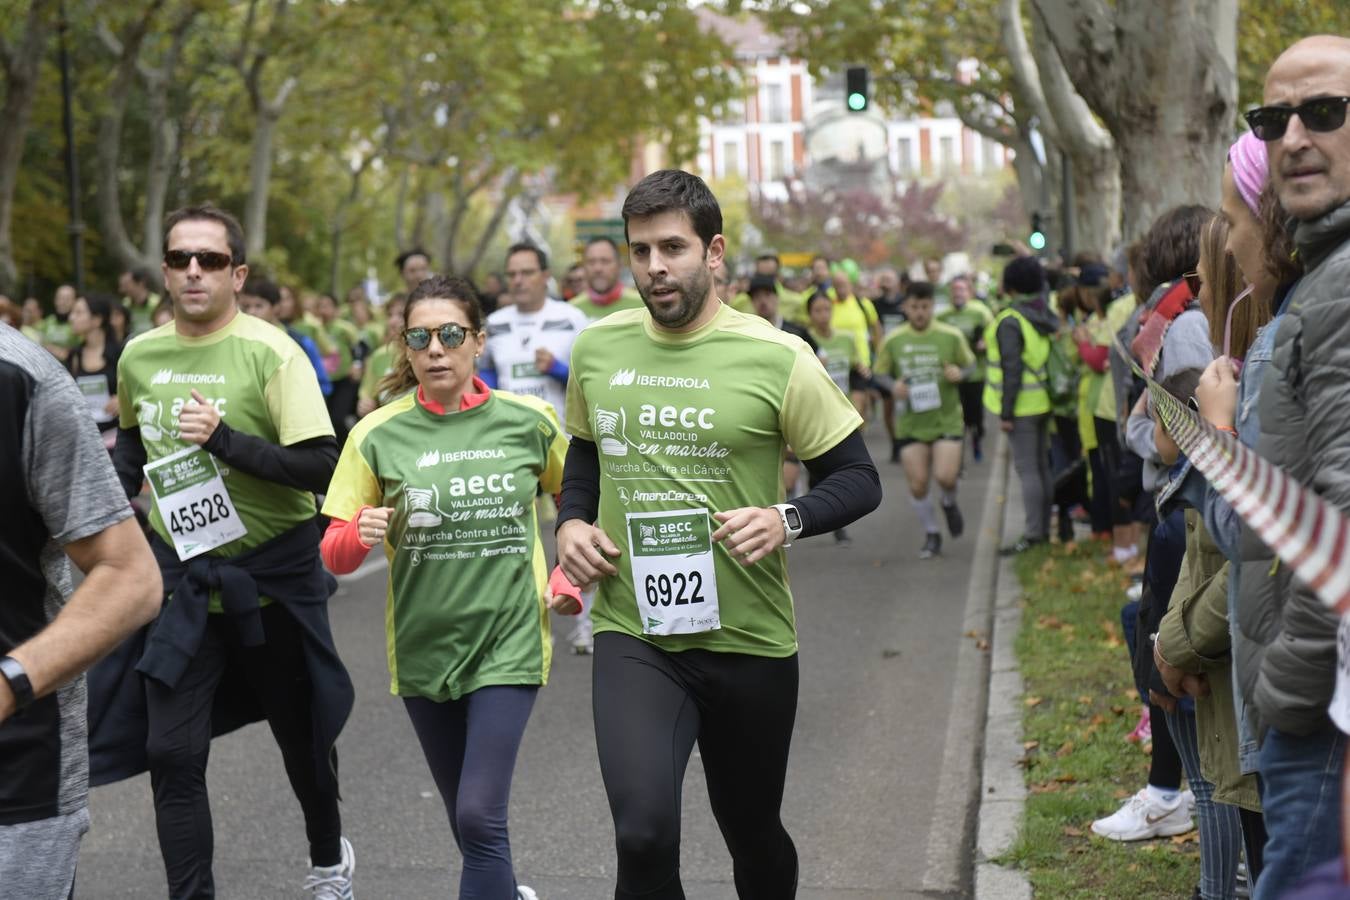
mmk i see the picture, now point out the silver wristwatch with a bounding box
[772,503,804,547]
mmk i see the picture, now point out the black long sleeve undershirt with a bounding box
[113,424,339,498]
[556,430,882,540]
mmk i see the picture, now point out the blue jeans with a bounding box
[1253,726,1347,900]
[1164,707,1243,900]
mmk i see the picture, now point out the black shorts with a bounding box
[896,434,964,451]
[847,370,870,392]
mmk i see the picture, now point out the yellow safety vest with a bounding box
[983,308,1051,417]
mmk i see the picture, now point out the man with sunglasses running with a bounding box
[1219,36,1350,898]
[103,205,356,899]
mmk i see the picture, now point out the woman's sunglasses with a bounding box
[1244,96,1350,142]
[164,249,233,271]
[403,322,468,351]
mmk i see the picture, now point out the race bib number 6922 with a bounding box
[626,508,721,636]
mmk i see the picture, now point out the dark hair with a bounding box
[506,242,549,272]
[77,290,120,346]
[1138,204,1213,300]
[755,253,781,268]
[124,267,152,286]
[395,248,430,273]
[811,254,831,268]
[164,204,246,266]
[1258,181,1303,289]
[1157,366,1205,410]
[621,169,723,251]
[806,290,833,313]
[1070,250,1104,268]
[904,280,935,301]
[241,276,281,305]
[1002,256,1045,296]
[584,236,620,257]
[379,275,484,400]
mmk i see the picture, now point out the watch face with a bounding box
[784,507,802,530]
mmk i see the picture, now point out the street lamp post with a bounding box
[57,0,85,292]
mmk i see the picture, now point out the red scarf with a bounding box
[586,284,624,307]
[1131,279,1195,377]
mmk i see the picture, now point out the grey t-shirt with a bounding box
[0,324,132,822]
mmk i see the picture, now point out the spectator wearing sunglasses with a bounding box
[1212,35,1350,900]
[319,274,574,900]
[99,204,355,898]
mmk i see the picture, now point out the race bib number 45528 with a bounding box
[144,445,247,560]
[626,508,721,636]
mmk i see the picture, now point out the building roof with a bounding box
[695,7,784,58]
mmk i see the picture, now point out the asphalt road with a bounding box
[77,426,994,899]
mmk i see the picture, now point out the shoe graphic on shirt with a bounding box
[405,487,443,528]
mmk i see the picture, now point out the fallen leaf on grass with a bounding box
[1056,741,1075,757]
[1110,705,1126,715]
[1062,826,1084,837]
[1024,696,1043,707]
[1113,789,1131,799]
[1076,695,1093,705]
[1053,773,1077,783]
[1170,832,1198,845]
[1029,781,1062,794]
[1023,740,1040,750]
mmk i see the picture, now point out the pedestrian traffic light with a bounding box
[1029,212,1047,251]
[846,66,868,112]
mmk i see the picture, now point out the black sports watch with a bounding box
[771,503,804,547]
[0,656,34,712]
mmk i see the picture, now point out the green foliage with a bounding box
[1238,1,1350,108]
[7,0,737,296]
[1004,542,1198,900]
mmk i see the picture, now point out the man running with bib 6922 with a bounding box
[557,170,882,899]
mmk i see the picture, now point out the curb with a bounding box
[920,432,1013,895]
[975,439,1033,899]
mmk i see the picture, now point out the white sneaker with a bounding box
[304,836,354,899]
[516,887,539,900]
[1090,789,1194,841]
[1181,788,1196,813]
[568,614,593,655]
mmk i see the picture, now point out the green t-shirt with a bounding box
[126,293,163,337]
[319,318,360,381]
[323,389,567,701]
[875,322,974,441]
[571,287,646,321]
[289,314,335,355]
[938,300,994,381]
[358,342,398,405]
[117,313,334,561]
[42,316,75,350]
[565,304,863,657]
[807,328,858,393]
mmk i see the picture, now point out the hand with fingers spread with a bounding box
[358,506,396,547]
[557,519,621,587]
[712,507,786,566]
[178,389,222,445]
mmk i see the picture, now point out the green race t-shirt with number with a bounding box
[937,300,994,381]
[807,328,858,393]
[117,313,334,558]
[875,321,974,441]
[565,303,863,658]
[322,390,567,700]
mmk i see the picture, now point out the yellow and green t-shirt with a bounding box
[358,342,399,407]
[117,312,333,562]
[875,321,975,441]
[565,304,863,658]
[830,294,879,366]
[318,318,361,381]
[807,327,858,393]
[322,389,567,700]
[571,287,646,321]
[42,315,76,351]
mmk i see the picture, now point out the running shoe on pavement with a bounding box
[304,836,354,899]
[919,532,942,560]
[517,887,539,900]
[1090,789,1193,841]
[942,502,964,538]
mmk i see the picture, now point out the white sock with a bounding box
[1146,784,1179,805]
[941,488,957,508]
[912,494,939,534]
[1113,545,1139,563]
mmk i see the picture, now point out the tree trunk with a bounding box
[1031,0,1237,242]
[0,1,53,294]
[140,11,194,282]
[465,169,523,277]
[244,108,279,262]
[392,165,410,250]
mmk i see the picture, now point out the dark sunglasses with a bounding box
[1244,96,1350,142]
[1182,270,1202,297]
[403,322,468,351]
[164,249,234,271]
